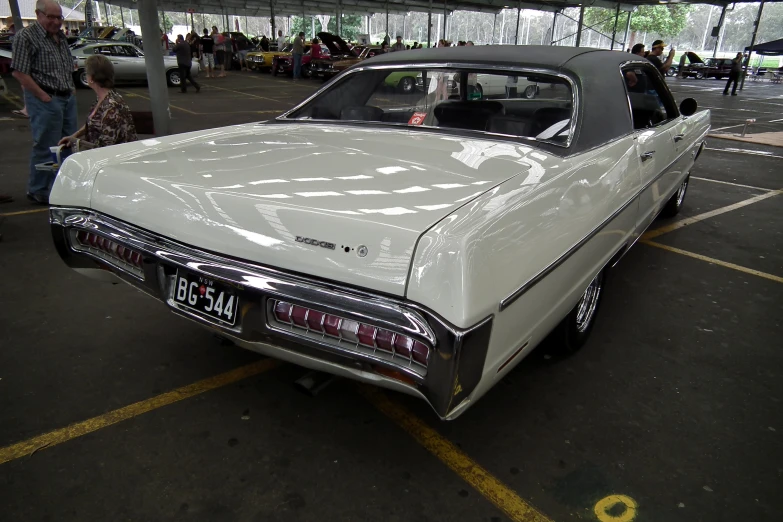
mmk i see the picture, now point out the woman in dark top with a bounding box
[58,55,137,151]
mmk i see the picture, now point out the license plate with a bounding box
[172,271,238,326]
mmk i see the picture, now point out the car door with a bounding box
[623,64,680,234]
[106,45,136,81]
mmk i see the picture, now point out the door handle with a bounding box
[673,134,685,142]
[640,151,655,162]
[111,61,120,64]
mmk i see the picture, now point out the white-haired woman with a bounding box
[59,54,137,150]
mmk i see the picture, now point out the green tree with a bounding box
[327,15,363,41]
[584,5,691,38]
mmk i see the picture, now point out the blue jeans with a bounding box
[25,90,77,197]
[293,53,302,78]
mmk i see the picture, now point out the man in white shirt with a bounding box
[277,30,286,50]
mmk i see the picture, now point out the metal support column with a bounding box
[190,13,195,30]
[575,5,584,47]
[270,0,276,41]
[120,6,125,28]
[337,0,342,37]
[386,1,389,37]
[713,5,727,58]
[514,2,521,45]
[7,0,23,32]
[623,10,632,50]
[610,3,620,50]
[427,0,432,47]
[443,0,447,40]
[740,0,765,91]
[550,10,557,45]
[137,0,170,136]
[492,13,497,45]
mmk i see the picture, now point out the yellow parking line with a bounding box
[690,177,773,192]
[118,90,198,115]
[201,84,293,104]
[361,386,553,522]
[0,208,49,217]
[2,93,23,109]
[644,189,782,240]
[642,240,783,284]
[0,359,280,466]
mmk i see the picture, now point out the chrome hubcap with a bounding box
[80,71,88,86]
[575,273,603,333]
[169,72,181,85]
[676,178,688,207]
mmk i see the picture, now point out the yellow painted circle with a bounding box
[594,494,638,522]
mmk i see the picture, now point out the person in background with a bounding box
[276,29,285,51]
[260,34,269,52]
[467,41,474,46]
[160,28,169,53]
[200,28,215,78]
[380,41,389,53]
[391,35,405,52]
[236,33,250,70]
[58,54,136,151]
[631,43,645,56]
[311,37,322,59]
[724,52,744,96]
[647,39,674,77]
[212,27,226,78]
[412,41,419,49]
[292,31,304,80]
[172,34,200,93]
[224,32,235,73]
[11,0,77,205]
[383,34,390,46]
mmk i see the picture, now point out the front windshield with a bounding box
[283,67,574,146]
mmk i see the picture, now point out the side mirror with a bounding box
[680,98,697,117]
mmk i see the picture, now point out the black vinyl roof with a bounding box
[362,45,646,154]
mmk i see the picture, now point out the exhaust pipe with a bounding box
[295,371,337,397]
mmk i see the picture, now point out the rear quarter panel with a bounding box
[407,136,642,398]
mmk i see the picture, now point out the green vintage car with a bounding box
[383,71,419,94]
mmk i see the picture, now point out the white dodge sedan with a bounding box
[50,46,709,419]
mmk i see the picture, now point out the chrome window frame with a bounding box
[277,62,580,150]
[619,59,681,131]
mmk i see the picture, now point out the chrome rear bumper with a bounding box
[50,207,493,419]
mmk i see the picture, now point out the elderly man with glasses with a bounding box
[11,0,77,205]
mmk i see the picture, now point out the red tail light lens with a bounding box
[74,230,144,277]
[270,300,430,368]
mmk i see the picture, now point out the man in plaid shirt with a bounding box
[11,0,77,204]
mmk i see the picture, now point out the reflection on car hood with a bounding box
[316,31,357,57]
[83,124,537,295]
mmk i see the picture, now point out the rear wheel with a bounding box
[554,270,605,354]
[523,84,539,99]
[695,71,706,80]
[398,76,416,94]
[166,69,181,87]
[661,175,689,218]
[75,69,90,88]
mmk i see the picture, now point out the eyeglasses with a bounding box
[37,11,64,21]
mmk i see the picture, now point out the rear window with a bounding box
[283,67,574,146]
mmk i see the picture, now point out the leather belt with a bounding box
[40,85,72,97]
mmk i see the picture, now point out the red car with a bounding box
[271,44,330,77]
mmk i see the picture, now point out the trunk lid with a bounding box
[89,123,530,295]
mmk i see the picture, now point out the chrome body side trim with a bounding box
[499,130,706,312]
[49,208,493,420]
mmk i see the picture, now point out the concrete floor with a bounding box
[0,71,781,522]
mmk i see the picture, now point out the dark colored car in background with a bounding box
[308,32,359,79]
[271,44,328,77]
[673,52,743,79]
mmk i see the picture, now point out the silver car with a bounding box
[71,42,198,88]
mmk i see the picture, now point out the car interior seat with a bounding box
[340,105,384,121]
[529,107,572,137]
[433,100,505,131]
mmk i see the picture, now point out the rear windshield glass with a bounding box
[283,68,574,146]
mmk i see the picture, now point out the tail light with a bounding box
[73,230,145,278]
[271,300,429,368]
